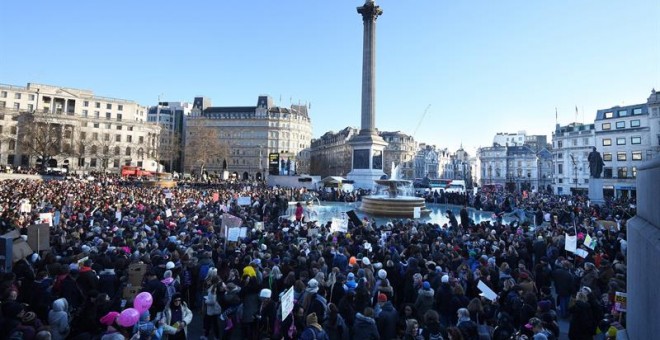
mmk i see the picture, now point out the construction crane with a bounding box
[412,104,431,139]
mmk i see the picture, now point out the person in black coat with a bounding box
[551,261,574,319]
[568,292,595,340]
[376,299,398,340]
[353,307,380,340]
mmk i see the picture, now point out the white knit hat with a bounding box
[378,269,387,280]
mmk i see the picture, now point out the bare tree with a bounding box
[157,131,183,173]
[184,124,230,175]
[15,112,72,169]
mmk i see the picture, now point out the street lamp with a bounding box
[570,154,577,194]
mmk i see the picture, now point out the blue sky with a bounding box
[1,0,658,155]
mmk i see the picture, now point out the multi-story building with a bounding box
[478,141,553,193]
[0,82,160,172]
[184,95,313,180]
[147,101,193,172]
[551,122,596,195]
[493,131,526,147]
[594,91,660,198]
[413,144,440,179]
[380,131,417,179]
[449,146,474,188]
[309,127,358,178]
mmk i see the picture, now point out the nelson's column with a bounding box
[347,0,388,189]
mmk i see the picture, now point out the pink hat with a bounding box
[100,311,120,326]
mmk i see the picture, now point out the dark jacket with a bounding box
[323,313,350,340]
[376,302,398,340]
[352,312,380,340]
[552,267,574,297]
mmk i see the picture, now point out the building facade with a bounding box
[147,101,193,173]
[184,95,312,180]
[309,127,358,178]
[478,142,553,193]
[593,91,660,198]
[551,123,596,195]
[0,82,160,172]
[380,131,417,179]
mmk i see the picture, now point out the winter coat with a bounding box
[568,300,595,340]
[162,301,193,338]
[323,313,350,340]
[376,302,398,340]
[414,287,435,321]
[352,312,380,340]
[552,267,574,297]
[48,298,70,340]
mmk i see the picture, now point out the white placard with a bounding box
[165,192,173,199]
[575,249,589,258]
[38,213,53,226]
[477,280,498,301]
[238,227,247,238]
[565,234,577,253]
[330,218,348,233]
[20,200,32,213]
[165,209,172,218]
[413,207,421,219]
[237,196,251,206]
[115,211,122,221]
[227,228,241,242]
[254,222,263,231]
[281,287,294,321]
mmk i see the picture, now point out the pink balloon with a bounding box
[117,308,140,327]
[133,292,153,313]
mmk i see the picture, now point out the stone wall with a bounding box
[626,157,660,339]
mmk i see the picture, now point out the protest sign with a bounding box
[38,213,53,227]
[565,234,577,253]
[614,292,627,312]
[165,209,172,218]
[575,249,589,258]
[20,200,31,213]
[227,228,241,242]
[584,234,597,250]
[237,196,251,206]
[330,218,348,233]
[27,224,49,252]
[238,227,247,239]
[115,211,122,221]
[477,280,498,301]
[281,287,294,321]
[212,193,219,202]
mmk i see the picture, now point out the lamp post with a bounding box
[570,154,577,194]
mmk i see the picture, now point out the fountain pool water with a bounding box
[285,201,514,227]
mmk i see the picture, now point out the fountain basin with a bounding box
[360,195,431,217]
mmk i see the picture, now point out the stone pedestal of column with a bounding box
[588,177,604,205]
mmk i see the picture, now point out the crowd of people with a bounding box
[0,174,630,340]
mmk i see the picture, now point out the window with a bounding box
[114,146,121,155]
[104,133,110,141]
[83,101,89,107]
[0,91,6,98]
[80,132,87,140]
[106,112,111,120]
[138,136,144,143]
[94,111,100,119]
[13,103,19,110]
[93,123,99,128]
[631,136,641,144]
[558,178,563,184]
[615,121,625,129]
[116,125,122,130]
[106,103,112,110]
[82,109,88,117]
[95,102,101,108]
[118,105,123,111]
[105,123,111,129]
[117,114,122,121]
[572,139,577,146]
[618,110,628,117]
[128,126,133,131]
[28,94,35,101]
[14,93,21,99]
[113,159,120,168]
[557,164,563,174]
[127,135,133,143]
[602,123,611,130]
[604,111,613,119]
[92,132,99,141]
[603,138,612,146]
[633,108,642,115]
[632,151,642,160]
[0,101,4,108]
[10,126,16,134]
[603,153,612,161]
[631,119,640,127]
[616,138,625,145]
[604,168,613,178]
[617,152,627,161]
[583,138,589,145]
[115,135,121,142]
[90,158,97,167]
[617,167,628,178]
[27,104,33,111]
[557,141,563,148]
[558,153,563,159]
[632,166,638,178]
[125,147,131,156]
[8,140,15,151]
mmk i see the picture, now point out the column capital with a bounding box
[357,1,382,21]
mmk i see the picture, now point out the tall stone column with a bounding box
[348,0,387,189]
[357,0,382,135]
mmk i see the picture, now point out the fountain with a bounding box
[359,163,430,218]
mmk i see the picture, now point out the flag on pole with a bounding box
[575,106,578,122]
[555,107,558,123]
